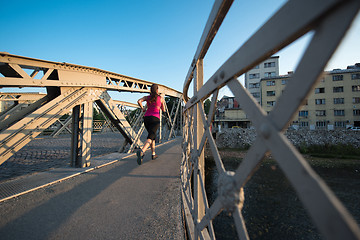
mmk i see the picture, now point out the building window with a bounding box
[300,122,309,127]
[252,92,260,98]
[315,99,326,105]
[315,88,325,93]
[351,73,360,80]
[334,110,345,116]
[316,121,327,128]
[267,91,276,96]
[281,79,288,85]
[334,121,346,128]
[353,97,360,104]
[264,72,276,78]
[333,86,344,93]
[299,110,308,117]
[316,110,326,116]
[352,85,360,92]
[249,83,260,88]
[266,80,275,86]
[334,98,344,104]
[267,101,276,106]
[264,62,275,68]
[249,73,260,79]
[253,65,259,69]
[354,109,360,116]
[332,75,343,81]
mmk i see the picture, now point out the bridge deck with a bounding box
[0,138,184,240]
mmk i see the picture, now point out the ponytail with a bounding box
[149,84,159,103]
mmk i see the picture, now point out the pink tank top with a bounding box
[145,95,162,119]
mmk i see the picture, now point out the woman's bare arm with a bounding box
[160,96,166,112]
[137,96,147,112]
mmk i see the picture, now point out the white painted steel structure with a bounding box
[0,53,182,167]
[181,0,360,239]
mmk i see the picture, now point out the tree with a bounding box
[204,99,211,115]
[93,107,105,120]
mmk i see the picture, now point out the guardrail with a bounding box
[181,0,360,239]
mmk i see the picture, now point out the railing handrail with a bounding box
[183,0,233,101]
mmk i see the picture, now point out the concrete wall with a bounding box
[216,128,360,149]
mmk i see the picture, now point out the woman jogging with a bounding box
[136,84,166,165]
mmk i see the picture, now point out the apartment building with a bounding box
[244,56,279,103]
[214,96,250,129]
[261,63,360,130]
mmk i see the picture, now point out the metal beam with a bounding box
[0,53,182,98]
[0,87,103,165]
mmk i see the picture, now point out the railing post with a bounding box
[194,59,205,237]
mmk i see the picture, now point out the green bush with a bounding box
[298,143,360,159]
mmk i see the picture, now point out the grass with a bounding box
[298,143,360,160]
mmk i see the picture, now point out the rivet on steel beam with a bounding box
[213,76,218,84]
[220,71,225,79]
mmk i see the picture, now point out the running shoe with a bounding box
[136,149,144,165]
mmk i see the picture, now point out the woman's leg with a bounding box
[141,139,152,153]
[150,140,155,154]
[150,140,158,159]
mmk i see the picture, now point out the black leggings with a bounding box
[144,116,160,140]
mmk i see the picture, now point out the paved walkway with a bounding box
[0,138,184,240]
[0,132,140,182]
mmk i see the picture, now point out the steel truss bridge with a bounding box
[1,0,360,239]
[0,52,183,168]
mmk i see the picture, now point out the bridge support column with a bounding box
[71,102,93,168]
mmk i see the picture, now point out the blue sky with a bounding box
[1,0,359,103]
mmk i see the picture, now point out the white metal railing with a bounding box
[181,0,360,239]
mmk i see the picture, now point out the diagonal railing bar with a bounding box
[168,99,181,140]
[181,0,360,238]
[228,76,360,239]
[196,198,224,233]
[266,125,360,239]
[233,137,268,188]
[182,155,195,192]
[198,169,216,239]
[227,78,268,128]
[224,2,360,238]
[181,189,196,240]
[164,100,173,128]
[51,116,72,137]
[184,0,348,110]
[128,124,145,153]
[233,207,250,240]
[206,90,219,126]
[169,99,177,120]
[198,103,225,175]
[269,0,360,131]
